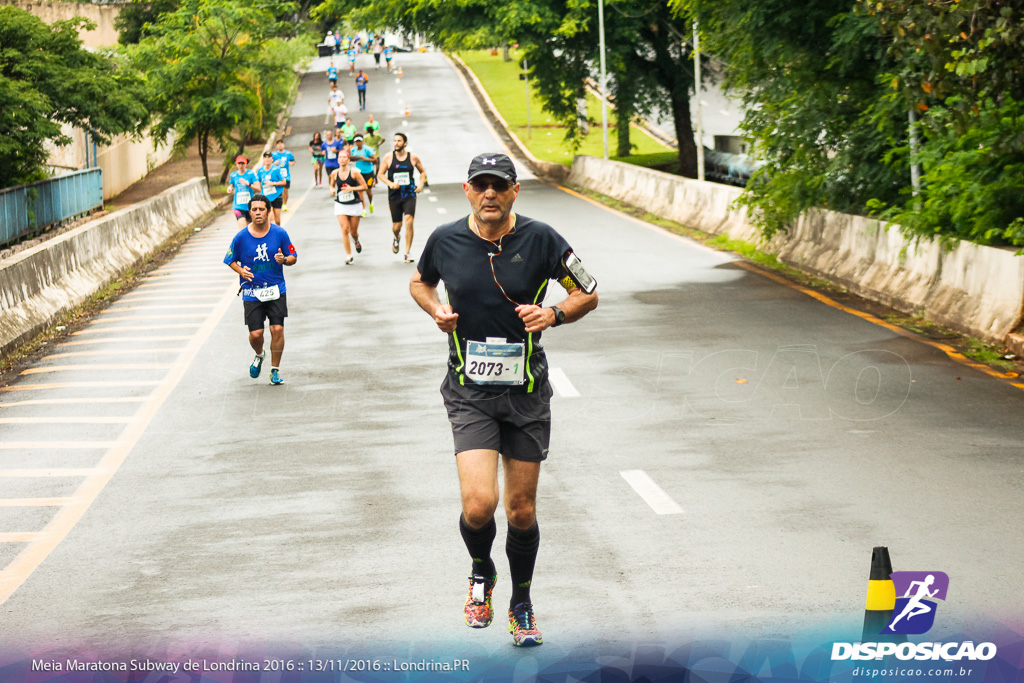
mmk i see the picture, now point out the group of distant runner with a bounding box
[224,32,427,385]
[324,31,395,74]
[222,37,601,651]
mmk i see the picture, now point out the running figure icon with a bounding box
[887,574,939,631]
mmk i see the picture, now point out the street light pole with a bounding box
[598,0,609,160]
[693,21,705,181]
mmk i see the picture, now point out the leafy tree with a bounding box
[130,0,297,185]
[863,0,1024,245]
[677,0,906,236]
[0,6,150,189]
[219,37,308,183]
[320,0,700,175]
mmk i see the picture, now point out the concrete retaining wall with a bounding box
[568,155,1024,342]
[0,178,216,357]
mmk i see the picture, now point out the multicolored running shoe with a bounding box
[464,573,496,628]
[508,602,543,646]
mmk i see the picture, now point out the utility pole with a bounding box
[598,0,609,159]
[694,21,705,181]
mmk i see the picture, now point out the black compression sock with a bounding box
[506,522,540,609]
[459,514,496,579]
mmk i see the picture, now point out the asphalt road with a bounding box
[0,51,1022,671]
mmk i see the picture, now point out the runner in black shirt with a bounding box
[410,153,598,647]
[378,132,427,263]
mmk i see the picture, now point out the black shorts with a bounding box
[374,54,381,63]
[233,209,251,222]
[389,192,416,222]
[243,294,288,331]
[284,180,291,189]
[440,373,552,462]
[270,196,283,209]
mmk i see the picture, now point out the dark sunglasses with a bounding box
[469,179,513,193]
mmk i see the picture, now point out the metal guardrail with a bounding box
[0,169,103,248]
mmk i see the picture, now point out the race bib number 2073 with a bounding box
[465,340,525,385]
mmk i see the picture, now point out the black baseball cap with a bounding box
[467,153,517,183]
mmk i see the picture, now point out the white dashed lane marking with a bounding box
[620,470,685,515]
[548,368,579,398]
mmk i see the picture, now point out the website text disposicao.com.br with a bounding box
[851,665,976,678]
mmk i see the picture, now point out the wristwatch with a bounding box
[550,306,565,327]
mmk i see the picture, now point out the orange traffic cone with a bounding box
[396,66,403,77]
[404,105,410,116]
[862,546,906,642]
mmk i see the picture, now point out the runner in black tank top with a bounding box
[379,132,428,263]
[330,151,367,265]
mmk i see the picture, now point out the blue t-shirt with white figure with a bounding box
[223,225,297,301]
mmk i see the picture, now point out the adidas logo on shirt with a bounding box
[511,253,524,263]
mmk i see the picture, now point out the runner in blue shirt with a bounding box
[347,46,357,75]
[355,69,369,111]
[384,45,394,72]
[327,61,338,86]
[272,139,295,211]
[350,135,377,213]
[256,151,286,225]
[228,155,262,229]
[223,194,297,385]
[321,129,345,178]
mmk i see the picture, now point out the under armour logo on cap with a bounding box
[467,153,517,183]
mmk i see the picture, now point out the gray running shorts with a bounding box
[440,373,552,462]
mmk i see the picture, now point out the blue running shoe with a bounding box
[508,602,543,647]
[250,353,265,378]
[269,369,284,385]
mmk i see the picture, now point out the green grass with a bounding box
[457,49,675,166]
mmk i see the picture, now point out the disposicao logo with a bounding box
[832,570,998,662]
[883,571,948,635]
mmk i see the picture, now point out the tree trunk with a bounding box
[199,132,210,187]
[670,91,698,178]
[502,44,511,62]
[615,113,631,157]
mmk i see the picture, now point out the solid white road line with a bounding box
[620,470,685,515]
[548,367,580,398]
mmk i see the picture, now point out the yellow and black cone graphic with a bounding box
[862,546,906,642]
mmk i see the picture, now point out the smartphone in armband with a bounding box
[562,251,597,294]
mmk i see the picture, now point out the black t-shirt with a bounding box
[417,213,572,393]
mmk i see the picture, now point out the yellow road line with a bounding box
[104,305,217,312]
[0,417,133,425]
[555,184,1024,391]
[21,365,172,375]
[89,316,199,323]
[134,283,225,290]
[730,261,1024,386]
[42,349,182,360]
[0,282,237,605]
[119,295,223,302]
[0,469,99,477]
[0,443,115,450]
[57,337,192,346]
[0,498,72,507]
[0,534,43,543]
[0,397,147,408]
[76,325,200,334]
[0,381,160,392]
